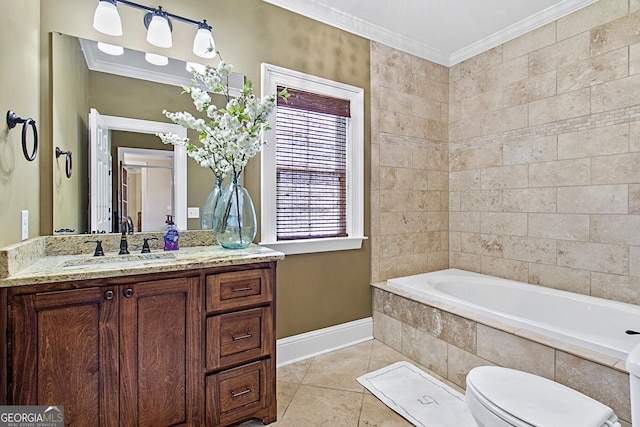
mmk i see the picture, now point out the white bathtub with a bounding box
[387,268,640,361]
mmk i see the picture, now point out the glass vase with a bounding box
[201,176,223,230]
[213,174,256,249]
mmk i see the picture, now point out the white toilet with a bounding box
[465,366,622,427]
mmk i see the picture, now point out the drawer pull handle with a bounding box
[231,388,252,398]
[232,333,253,341]
[232,286,252,292]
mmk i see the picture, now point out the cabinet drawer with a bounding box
[206,359,273,426]
[206,269,272,313]
[207,307,273,370]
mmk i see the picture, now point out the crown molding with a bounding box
[262,0,598,67]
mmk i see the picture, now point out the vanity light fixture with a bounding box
[92,0,216,58]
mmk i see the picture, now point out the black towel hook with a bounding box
[6,110,38,161]
[55,147,73,178]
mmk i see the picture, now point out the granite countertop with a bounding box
[0,231,284,288]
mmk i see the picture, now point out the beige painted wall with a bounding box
[0,0,40,248]
[52,33,89,234]
[38,0,372,339]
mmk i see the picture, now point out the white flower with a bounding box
[160,58,287,180]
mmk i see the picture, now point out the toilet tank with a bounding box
[626,341,640,426]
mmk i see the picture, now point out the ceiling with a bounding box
[262,0,598,66]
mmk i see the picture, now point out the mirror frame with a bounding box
[99,114,187,230]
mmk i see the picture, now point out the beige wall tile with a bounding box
[591,272,640,304]
[630,246,640,277]
[631,122,640,152]
[528,263,591,294]
[591,10,640,56]
[528,87,591,126]
[450,144,502,171]
[447,345,493,389]
[481,256,529,282]
[449,212,481,233]
[503,22,556,61]
[591,214,640,245]
[557,0,628,41]
[630,184,640,214]
[476,325,555,379]
[592,152,640,184]
[557,241,628,274]
[629,41,640,74]
[502,236,557,264]
[503,188,557,213]
[502,70,557,108]
[448,169,480,191]
[529,32,591,76]
[591,73,640,112]
[480,212,528,236]
[557,185,629,214]
[557,47,628,93]
[633,0,640,13]
[401,324,448,378]
[460,232,504,257]
[503,135,557,165]
[459,190,502,212]
[529,158,590,187]
[528,213,591,241]
[481,165,529,189]
[555,351,630,423]
[557,123,629,159]
[461,88,502,118]
[372,311,403,351]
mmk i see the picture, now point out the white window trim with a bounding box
[260,63,366,255]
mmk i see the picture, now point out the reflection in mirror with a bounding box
[51,33,244,234]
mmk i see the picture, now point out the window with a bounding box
[260,64,365,255]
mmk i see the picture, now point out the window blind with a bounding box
[275,87,350,240]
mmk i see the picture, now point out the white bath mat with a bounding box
[357,361,477,427]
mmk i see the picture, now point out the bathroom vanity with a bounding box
[0,233,283,426]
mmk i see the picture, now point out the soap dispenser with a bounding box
[163,215,179,251]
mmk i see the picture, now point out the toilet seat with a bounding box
[466,366,620,427]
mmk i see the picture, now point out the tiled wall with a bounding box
[371,0,640,305]
[370,43,450,283]
[449,0,640,304]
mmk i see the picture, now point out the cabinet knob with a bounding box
[104,290,114,300]
[123,288,134,298]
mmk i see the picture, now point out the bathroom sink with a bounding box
[58,252,177,271]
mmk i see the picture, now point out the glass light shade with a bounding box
[192,28,216,59]
[97,42,124,56]
[146,15,172,48]
[93,1,122,36]
[145,52,169,66]
[186,61,206,74]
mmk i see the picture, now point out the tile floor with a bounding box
[241,339,467,426]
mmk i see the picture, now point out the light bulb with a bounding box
[97,42,124,56]
[146,13,172,48]
[192,27,216,59]
[186,62,206,74]
[93,0,122,36]
[145,52,169,66]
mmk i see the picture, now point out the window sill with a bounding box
[258,236,367,255]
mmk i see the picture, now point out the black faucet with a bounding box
[118,218,133,255]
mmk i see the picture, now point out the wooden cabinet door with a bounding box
[119,277,202,427]
[11,287,119,427]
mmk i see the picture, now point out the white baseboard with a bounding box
[276,317,373,367]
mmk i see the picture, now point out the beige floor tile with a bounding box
[358,394,413,427]
[277,384,364,427]
[277,358,312,384]
[302,351,371,392]
[276,380,299,419]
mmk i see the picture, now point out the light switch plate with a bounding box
[187,207,200,219]
[21,210,28,241]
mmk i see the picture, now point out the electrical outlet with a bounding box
[21,210,28,241]
[187,207,200,219]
